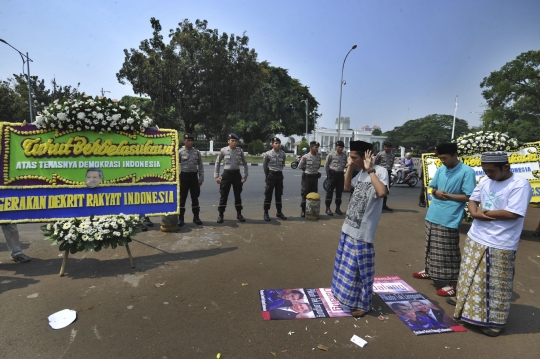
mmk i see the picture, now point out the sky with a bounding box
[1,0,539,132]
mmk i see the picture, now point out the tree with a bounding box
[0,74,83,123]
[247,139,265,155]
[235,62,319,143]
[372,128,382,135]
[117,18,318,141]
[384,114,470,150]
[117,18,260,138]
[480,50,540,141]
[298,140,309,154]
[0,79,26,122]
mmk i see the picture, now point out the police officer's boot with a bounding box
[217,211,224,224]
[193,215,202,225]
[326,206,334,216]
[276,211,287,220]
[335,206,343,215]
[263,210,270,221]
[178,215,184,227]
[237,212,246,222]
[300,204,306,218]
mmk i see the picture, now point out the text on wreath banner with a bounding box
[21,137,174,157]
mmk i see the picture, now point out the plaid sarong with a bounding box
[424,220,461,281]
[453,237,516,327]
[331,232,375,312]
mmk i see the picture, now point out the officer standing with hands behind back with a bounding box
[324,140,347,216]
[178,133,204,226]
[299,141,321,218]
[214,133,248,223]
[263,137,287,221]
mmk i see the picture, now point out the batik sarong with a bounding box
[331,232,375,312]
[424,220,461,281]
[453,237,516,327]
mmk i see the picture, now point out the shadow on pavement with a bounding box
[1,246,238,280]
[0,275,40,294]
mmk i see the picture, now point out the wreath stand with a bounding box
[59,243,135,277]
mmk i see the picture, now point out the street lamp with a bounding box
[301,99,308,143]
[0,38,33,122]
[337,44,357,142]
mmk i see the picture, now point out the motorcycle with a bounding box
[390,165,419,187]
[290,155,302,169]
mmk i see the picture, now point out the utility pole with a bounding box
[101,88,111,97]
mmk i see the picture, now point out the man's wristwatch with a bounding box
[367,168,376,174]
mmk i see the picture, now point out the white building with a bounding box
[275,117,388,154]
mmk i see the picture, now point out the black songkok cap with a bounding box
[336,140,345,147]
[383,140,393,147]
[436,142,458,155]
[481,151,509,163]
[271,137,281,143]
[310,141,320,147]
[228,133,240,140]
[350,141,373,152]
[184,133,194,140]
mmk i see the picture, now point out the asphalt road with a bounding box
[1,166,539,358]
[198,165,417,221]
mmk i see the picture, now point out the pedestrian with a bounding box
[214,133,248,223]
[262,137,287,221]
[331,141,388,318]
[374,140,395,211]
[324,140,347,216]
[1,224,31,263]
[453,151,532,337]
[298,141,321,218]
[412,142,476,297]
[178,133,204,226]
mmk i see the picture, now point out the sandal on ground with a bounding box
[351,310,370,318]
[412,270,430,279]
[480,326,503,337]
[446,297,457,306]
[533,229,540,237]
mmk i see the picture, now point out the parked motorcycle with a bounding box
[290,155,302,169]
[390,165,419,187]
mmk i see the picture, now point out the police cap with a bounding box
[228,133,240,140]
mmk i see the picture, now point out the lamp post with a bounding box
[337,44,357,143]
[301,99,308,143]
[0,38,33,122]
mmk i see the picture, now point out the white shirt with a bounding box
[467,174,532,251]
[341,166,387,243]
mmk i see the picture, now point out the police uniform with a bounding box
[298,141,321,217]
[374,140,395,211]
[214,133,249,222]
[179,133,204,226]
[263,137,287,221]
[324,140,347,215]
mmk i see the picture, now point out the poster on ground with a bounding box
[260,288,351,320]
[373,276,465,335]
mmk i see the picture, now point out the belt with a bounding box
[305,173,319,177]
[223,169,240,173]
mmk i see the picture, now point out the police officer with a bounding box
[298,141,322,218]
[178,133,204,226]
[324,140,347,216]
[374,140,395,211]
[214,133,248,223]
[263,137,287,221]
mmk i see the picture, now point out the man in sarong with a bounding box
[412,143,476,297]
[331,141,388,318]
[453,151,532,337]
